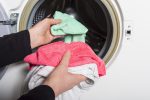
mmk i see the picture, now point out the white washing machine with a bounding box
[0,0,150,100]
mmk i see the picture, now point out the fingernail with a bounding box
[66,50,71,56]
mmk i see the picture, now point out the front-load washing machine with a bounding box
[0,0,150,100]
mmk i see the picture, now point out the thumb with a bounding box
[71,74,87,82]
[56,51,71,71]
[49,18,61,25]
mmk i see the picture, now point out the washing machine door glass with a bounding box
[27,0,113,59]
[0,3,11,79]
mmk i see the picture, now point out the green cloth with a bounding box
[51,11,88,43]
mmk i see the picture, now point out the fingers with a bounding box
[58,51,71,70]
[71,74,87,82]
[47,18,61,25]
[53,36,64,40]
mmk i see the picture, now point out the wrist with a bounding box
[43,81,59,96]
[29,29,41,49]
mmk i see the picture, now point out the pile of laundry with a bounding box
[23,11,106,100]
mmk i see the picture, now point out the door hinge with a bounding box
[0,13,18,26]
[0,20,16,25]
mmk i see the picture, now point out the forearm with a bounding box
[0,30,32,67]
[18,85,55,100]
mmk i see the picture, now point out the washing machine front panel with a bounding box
[0,0,124,100]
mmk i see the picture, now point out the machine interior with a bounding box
[27,0,113,58]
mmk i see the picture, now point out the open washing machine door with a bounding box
[0,3,12,79]
[0,3,19,79]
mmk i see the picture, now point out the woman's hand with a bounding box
[43,51,87,96]
[29,18,61,49]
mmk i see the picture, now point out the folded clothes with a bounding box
[24,41,106,76]
[51,11,88,43]
[24,63,99,100]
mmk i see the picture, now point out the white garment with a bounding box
[24,63,99,100]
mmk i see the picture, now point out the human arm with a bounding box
[18,85,55,100]
[0,30,32,67]
[0,18,61,67]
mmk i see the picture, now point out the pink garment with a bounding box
[24,42,106,76]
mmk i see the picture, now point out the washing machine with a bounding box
[0,0,150,100]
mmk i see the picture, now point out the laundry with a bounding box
[64,34,86,43]
[23,64,99,100]
[24,41,106,76]
[23,41,106,100]
[51,11,88,43]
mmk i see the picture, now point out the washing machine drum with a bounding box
[27,0,113,59]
